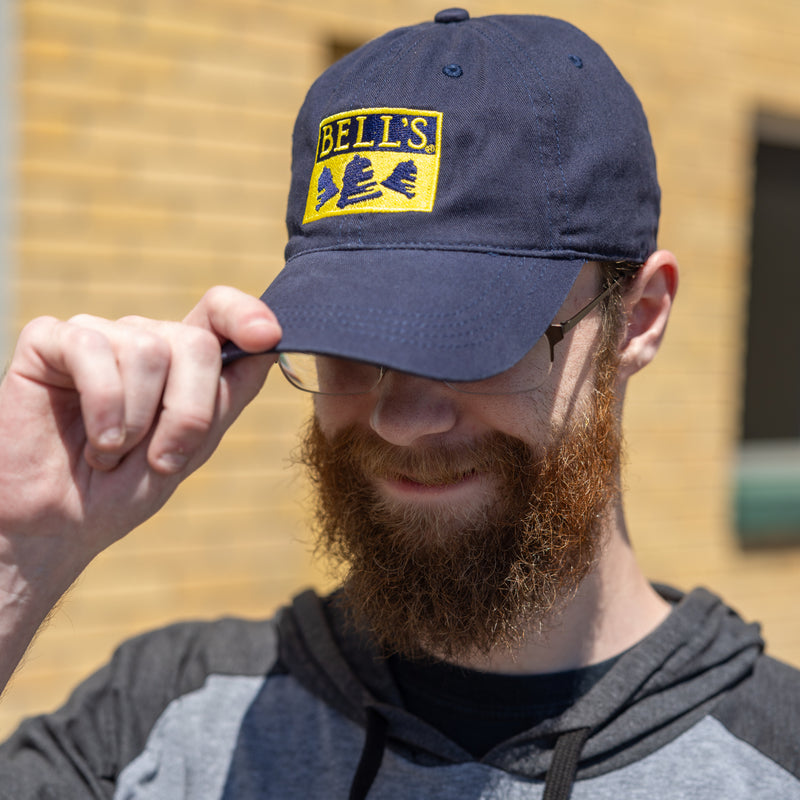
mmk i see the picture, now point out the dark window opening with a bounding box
[737,113,800,546]
[742,137,800,440]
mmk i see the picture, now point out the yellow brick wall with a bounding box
[3,0,800,738]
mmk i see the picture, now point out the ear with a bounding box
[617,249,679,380]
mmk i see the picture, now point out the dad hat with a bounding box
[256,9,660,382]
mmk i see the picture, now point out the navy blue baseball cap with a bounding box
[257,9,660,382]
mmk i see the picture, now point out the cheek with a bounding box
[313,393,374,437]
[547,367,591,425]
[543,328,603,428]
[464,392,553,445]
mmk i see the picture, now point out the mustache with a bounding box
[306,424,542,488]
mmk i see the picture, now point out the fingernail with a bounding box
[98,427,124,447]
[246,316,281,335]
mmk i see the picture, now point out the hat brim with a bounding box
[258,248,585,382]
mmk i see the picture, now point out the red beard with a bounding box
[298,372,621,660]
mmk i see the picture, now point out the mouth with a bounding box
[375,468,490,502]
[394,468,479,488]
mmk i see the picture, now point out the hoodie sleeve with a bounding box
[0,616,280,799]
[711,653,800,780]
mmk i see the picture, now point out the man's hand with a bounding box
[0,287,281,691]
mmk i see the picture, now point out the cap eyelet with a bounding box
[442,63,464,78]
[568,55,584,68]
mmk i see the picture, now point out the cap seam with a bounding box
[321,29,418,125]
[479,19,570,241]
[319,29,424,251]
[285,245,629,263]
[351,31,427,250]
[471,21,559,248]
[316,29,422,252]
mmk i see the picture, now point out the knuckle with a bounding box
[125,330,171,368]
[181,326,221,363]
[180,409,215,434]
[65,314,106,328]
[17,315,58,344]
[200,285,240,317]
[67,313,102,326]
[159,409,215,453]
[65,325,108,355]
[116,314,149,327]
[202,285,230,304]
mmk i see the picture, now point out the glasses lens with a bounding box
[278,352,383,395]
[445,335,553,395]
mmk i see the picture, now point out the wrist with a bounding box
[0,532,87,616]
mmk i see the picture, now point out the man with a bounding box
[0,9,798,799]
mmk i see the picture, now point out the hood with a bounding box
[276,585,763,793]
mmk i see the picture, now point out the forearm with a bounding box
[0,538,85,696]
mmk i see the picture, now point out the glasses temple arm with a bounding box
[542,278,621,361]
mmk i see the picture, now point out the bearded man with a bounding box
[0,9,798,800]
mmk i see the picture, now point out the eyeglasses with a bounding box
[278,278,622,396]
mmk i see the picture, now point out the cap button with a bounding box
[434,8,470,23]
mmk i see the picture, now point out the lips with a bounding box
[375,469,490,505]
[392,468,478,488]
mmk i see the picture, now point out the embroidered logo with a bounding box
[303,108,443,224]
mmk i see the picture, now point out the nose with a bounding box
[369,370,459,446]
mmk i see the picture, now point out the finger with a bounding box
[183,286,282,354]
[80,309,272,476]
[15,317,127,456]
[144,325,223,474]
[218,350,274,423]
[69,315,172,470]
[145,352,273,479]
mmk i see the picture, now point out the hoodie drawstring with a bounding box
[349,707,389,800]
[348,713,589,800]
[542,727,591,800]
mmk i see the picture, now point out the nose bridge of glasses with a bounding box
[378,365,450,392]
[324,353,455,395]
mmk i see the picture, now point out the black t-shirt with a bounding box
[389,653,619,758]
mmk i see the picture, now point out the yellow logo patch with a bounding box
[303,107,443,224]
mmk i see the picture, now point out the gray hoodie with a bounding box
[1,585,798,798]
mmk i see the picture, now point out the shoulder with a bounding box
[712,653,800,778]
[94,612,287,735]
[0,611,288,799]
[109,613,283,689]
